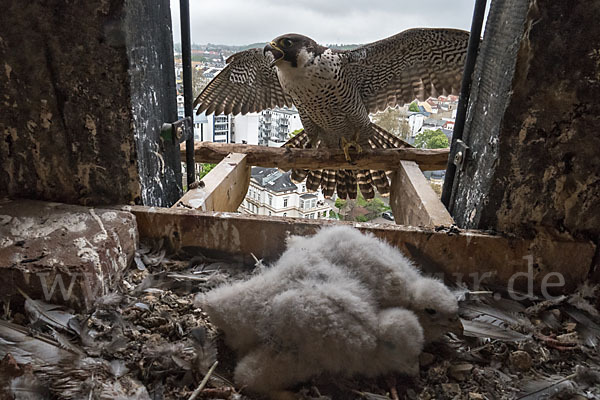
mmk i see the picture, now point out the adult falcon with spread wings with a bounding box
[193,28,469,199]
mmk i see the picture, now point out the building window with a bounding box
[268,194,273,206]
[299,199,304,209]
[283,197,288,207]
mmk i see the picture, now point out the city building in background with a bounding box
[258,107,303,147]
[240,167,332,219]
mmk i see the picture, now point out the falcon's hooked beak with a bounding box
[264,41,284,67]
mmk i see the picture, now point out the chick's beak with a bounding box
[449,316,464,336]
[264,41,284,67]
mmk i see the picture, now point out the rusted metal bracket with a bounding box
[450,139,470,170]
[161,117,193,144]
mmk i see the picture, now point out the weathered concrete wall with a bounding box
[0,200,137,311]
[0,0,181,206]
[450,0,600,245]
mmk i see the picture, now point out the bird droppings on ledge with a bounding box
[1,237,600,399]
[0,200,137,311]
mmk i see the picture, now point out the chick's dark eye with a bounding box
[425,308,437,315]
[281,38,293,48]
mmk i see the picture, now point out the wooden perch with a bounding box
[181,142,449,171]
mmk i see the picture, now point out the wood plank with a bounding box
[390,161,454,227]
[123,205,595,293]
[173,153,250,212]
[181,142,449,171]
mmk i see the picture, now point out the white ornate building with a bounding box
[240,167,332,219]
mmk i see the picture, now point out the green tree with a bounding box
[371,108,401,137]
[365,197,390,214]
[399,118,411,141]
[408,101,420,112]
[355,215,369,223]
[356,190,368,207]
[334,198,347,210]
[192,68,210,97]
[198,163,216,179]
[191,54,209,63]
[414,129,449,149]
[288,128,303,139]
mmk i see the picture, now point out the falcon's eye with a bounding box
[425,308,437,315]
[281,38,293,48]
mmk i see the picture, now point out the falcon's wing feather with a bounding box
[193,48,293,116]
[342,28,470,114]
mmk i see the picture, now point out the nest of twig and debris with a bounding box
[1,241,599,400]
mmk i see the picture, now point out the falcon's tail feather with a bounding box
[285,124,410,200]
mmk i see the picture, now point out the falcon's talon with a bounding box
[341,137,362,164]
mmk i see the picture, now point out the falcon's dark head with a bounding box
[264,34,325,68]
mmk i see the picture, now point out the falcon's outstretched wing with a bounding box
[342,28,470,114]
[193,48,294,116]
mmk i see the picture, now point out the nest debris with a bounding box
[1,241,599,400]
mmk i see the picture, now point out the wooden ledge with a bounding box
[123,205,595,293]
[181,142,449,171]
[174,153,250,212]
[391,161,455,227]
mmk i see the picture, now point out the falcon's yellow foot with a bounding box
[341,137,363,163]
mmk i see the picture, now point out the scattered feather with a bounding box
[567,283,600,317]
[8,373,48,400]
[539,310,562,330]
[109,359,129,378]
[352,390,391,400]
[0,320,79,365]
[518,373,577,399]
[93,292,123,309]
[461,319,530,341]
[49,328,85,356]
[20,292,79,335]
[134,255,147,271]
[563,306,600,348]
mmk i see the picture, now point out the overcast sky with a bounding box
[170,0,480,46]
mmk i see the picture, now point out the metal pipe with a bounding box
[441,0,487,210]
[180,0,195,187]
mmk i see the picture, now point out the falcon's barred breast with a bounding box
[193,28,470,199]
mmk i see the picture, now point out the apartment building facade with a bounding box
[240,167,332,219]
[258,107,303,147]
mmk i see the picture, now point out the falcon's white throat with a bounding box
[296,47,315,67]
[275,48,339,101]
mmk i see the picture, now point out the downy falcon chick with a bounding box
[193,29,469,199]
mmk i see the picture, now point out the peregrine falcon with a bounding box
[193,29,469,199]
